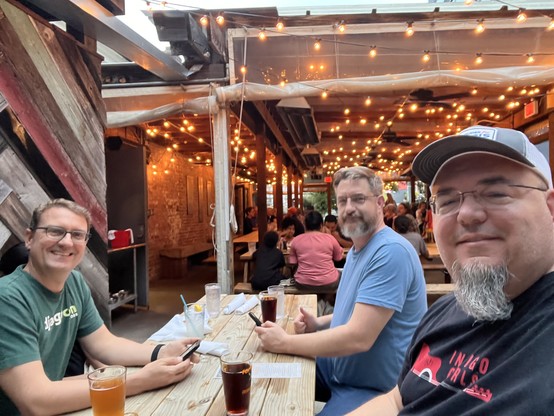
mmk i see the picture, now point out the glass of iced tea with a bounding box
[221,351,253,416]
[259,290,277,323]
[87,365,126,416]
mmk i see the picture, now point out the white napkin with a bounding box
[197,340,229,356]
[148,314,211,342]
[149,314,187,342]
[234,296,259,314]
[223,293,247,314]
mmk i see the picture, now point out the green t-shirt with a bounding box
[0,266,104,414]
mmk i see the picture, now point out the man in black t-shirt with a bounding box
[349,126,554,415]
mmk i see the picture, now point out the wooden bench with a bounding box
[159,243,213,279]
[422,263,451,283]
[233,282,336,295]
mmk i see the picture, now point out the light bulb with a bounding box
[276,20,284,31]
[475,53,483,65]
[199,15,208,26]
[475,19,485,34]
[405,22,414,37]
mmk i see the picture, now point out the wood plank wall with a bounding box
[0,1,111,322]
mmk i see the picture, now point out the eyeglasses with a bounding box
[34,226,90,243]
[337,194,379,207]
[430,183,547,216]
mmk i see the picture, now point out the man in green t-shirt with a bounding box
[0,199,199,415]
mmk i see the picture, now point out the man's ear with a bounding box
[24,228,33,249]
[545,190,554,222]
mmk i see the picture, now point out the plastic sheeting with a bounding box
[107,65,554,128]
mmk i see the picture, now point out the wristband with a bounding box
[151,344,165,361]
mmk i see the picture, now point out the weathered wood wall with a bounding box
[0,0,110,322]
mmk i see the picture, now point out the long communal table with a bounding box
[69,294,317,416]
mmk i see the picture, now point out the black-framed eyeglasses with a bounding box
[337,194,379,207]
[430,183,547,216]
[34,226,90,243]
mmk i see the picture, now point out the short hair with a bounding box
[393,215,411,234]
[324,214,337,224]
[263,231,279,248]
[333,166,383,195]
[29,198,91,231]
[384,203,398,214]
[281,217,295,230]
[304,210,323,231]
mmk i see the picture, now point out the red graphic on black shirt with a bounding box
[410,344,493,403]
[412,343,442,386]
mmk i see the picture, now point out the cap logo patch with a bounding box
[462,127,497,140]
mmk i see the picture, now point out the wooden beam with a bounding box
[252,101,301,168]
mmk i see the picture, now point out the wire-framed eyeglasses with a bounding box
[430,183,547,216]
[34,226,90,243]
[337,194,379,207]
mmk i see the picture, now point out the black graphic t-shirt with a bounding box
[398,273,554,415]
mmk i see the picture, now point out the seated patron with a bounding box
[289,210,344,290]
[0,199,200,415]
[251,231,287,290]
[393,215,430,260]
[323,214,353,249]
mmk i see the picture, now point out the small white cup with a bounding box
[268,285,285,319]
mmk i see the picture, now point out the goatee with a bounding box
[451,261,513,322]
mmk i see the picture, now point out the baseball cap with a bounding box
[287,207,298,215]
[412,125,552,188]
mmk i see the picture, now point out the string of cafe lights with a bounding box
[139,0,553,176]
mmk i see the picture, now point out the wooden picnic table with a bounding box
[69,294,317,416]
[233,231,259,244]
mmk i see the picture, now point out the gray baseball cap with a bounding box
[412,126,552,188]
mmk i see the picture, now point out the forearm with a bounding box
[86,335,155,366]
[315,314,332,331]
[346,386,403,415]
[285,324,369,357]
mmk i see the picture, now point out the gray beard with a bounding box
[340,215,375,239]
[451,261,514,322]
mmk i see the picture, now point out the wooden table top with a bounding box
[70,294,317,416]
[233,231,259,244]
[427,243,440,258]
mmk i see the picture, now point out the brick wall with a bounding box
[147,144,214,281]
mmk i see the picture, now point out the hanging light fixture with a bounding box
[216,13,225,25]
[475,19,485,34]
[258,28,266,41]
[516,9,527,23]
[422,50,431,62]
[526,53,535,63]
[405,22,414,37]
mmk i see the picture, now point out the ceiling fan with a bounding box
[407,88,470,109]
[380,127,417,146]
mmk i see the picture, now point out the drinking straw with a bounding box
[181,294,202,338]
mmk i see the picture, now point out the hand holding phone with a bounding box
[180,340,201,361]
[248,312,262,326]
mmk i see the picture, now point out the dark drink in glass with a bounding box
[259,291,277,322]
[221,351,253,415]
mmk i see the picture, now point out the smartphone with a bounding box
[180,340,201,361]
[248,312,262,326]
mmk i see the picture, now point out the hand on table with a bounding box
[158,338,201,359]
[128,355,199,396]
[254,321,290,354]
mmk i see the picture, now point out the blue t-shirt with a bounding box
[318,226,427,415]
[0,266,104,414]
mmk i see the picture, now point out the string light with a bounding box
[464,0,474,5]
[475,53,483,64]
[548,18,554,31]
[405,22,414,37]
[321,90,328,99]
[516,9,527,23]
[258,28,266,41]
[422,50,431,62]
[199,15,208,26]
[314,39,321,51]
[526,53,535,63]
[475,19,485,34]
[369,46,377,58]
[240,65,247,74]
[216,13,224,25]
[275,19,284,31]
[336,20,346,33]
[364,96,372,106]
